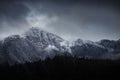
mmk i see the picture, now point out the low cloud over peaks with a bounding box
[0,0,120,41]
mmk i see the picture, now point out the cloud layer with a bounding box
[0,0,120,41]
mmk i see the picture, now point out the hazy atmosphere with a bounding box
[0,0,120,41]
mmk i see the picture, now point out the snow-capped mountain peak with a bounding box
[0,27,120,65]
[24,27,64,49]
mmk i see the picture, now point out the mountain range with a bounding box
[0,27,120,65]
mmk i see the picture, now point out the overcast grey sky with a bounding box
[0,0,120,41]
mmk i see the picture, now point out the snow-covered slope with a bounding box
[0,27,68,65]
[98,39,120,53]
[71,39,120,59]
[72,39,104,48]
[71,39,107,59]
[0,27,120,65]
[25,27,64,49]
[60,41,72,54]
[2,35,42,65]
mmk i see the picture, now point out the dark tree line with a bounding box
[0,55,120,80]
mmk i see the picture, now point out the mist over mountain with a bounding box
[0,0,120,41]
[1,1,120,79]
[0,27,120,65]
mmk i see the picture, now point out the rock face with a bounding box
[2,35,42,65]
[71,39,120,59]
[25,27,64,49]
[0,27,120,65]
[0,27,66,65]
[99,39,120,54]
[71,39,107,59]
[97,39,120,59]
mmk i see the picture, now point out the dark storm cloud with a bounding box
[0,0,31,39]
[25,0,120,41]
[0,1,30,24]
[0,0,120,41]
